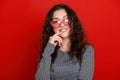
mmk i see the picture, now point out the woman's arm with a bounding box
[35,42,55,80]
[78,45,94,80]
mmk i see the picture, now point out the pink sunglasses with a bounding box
[50,18,70,28]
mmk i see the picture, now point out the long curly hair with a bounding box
[39,4,89,64]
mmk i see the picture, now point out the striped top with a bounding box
[35,42,94,80]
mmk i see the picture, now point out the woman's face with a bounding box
[51,9,71,38]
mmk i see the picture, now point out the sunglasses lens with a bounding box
[50,21,60,28]
[63,18,70,25]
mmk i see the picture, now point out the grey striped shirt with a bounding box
[35,42,94,80]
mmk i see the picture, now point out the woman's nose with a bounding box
[59,22,65,27]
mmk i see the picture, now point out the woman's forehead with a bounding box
[52,9,68,19]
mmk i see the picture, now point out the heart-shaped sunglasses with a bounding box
[50,18,71,28]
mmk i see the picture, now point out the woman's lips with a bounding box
[59,28,67,33]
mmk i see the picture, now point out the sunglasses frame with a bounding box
[50,17,71,28]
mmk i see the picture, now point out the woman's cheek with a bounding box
[53,28,59,33]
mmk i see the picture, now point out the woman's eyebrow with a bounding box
[52,18,59,19]
[63,15,68,18]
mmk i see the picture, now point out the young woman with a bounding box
[35,4,94,80]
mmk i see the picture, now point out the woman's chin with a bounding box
[60,34,69,39]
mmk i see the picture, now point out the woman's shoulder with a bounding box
[83,43,94,57]
[85,43,94,51]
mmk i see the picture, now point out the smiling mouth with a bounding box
[59,28,67,33]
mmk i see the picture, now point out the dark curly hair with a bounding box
[39,4,89,64]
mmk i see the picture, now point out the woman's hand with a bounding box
[49,33,63,46]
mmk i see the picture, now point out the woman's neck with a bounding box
[60,37,71,52]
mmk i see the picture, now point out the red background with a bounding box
[0,0,120,80]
